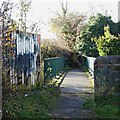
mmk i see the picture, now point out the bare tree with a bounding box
[50,2,86,50]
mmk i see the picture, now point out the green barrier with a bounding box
[44,57,65,81]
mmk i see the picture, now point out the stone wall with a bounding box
[94,56,120,101]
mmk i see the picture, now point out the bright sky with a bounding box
[0,0,119,39]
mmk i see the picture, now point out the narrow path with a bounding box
[50,68,96,119]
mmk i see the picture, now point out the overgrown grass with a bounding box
[83,95,120,118]
[3,83,59,119]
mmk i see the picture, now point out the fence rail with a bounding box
[82,56,96,77]
[44,57,65,81]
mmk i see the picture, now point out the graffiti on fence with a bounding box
[4,30,41,87]
[0,6,41,89]
[13,30,41,86]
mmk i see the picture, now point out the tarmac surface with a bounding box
[50,68,96,119]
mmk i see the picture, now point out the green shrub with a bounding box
[41,40,71,59]
[94,25,120,56]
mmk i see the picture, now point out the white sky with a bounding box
[0,0,119,39]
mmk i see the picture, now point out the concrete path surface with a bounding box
[50,69,96,119]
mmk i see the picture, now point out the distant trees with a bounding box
[41,40,71,59]
[50,4,120,57]
[50,3,86,50]
[74,13,119,57]
[117,21,120,34]
[18,0,31,31]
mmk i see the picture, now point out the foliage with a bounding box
[18,0,31,31]
[41,40,79,67]
[50,3,86,50]
[83,96,120,118]
[0,0,32,91]
[117,21,120,34]
[0,1,18,103]
[83,98,96,111]
[41,40,71,59]
[74,13,118,57]
[3,84,59,119]
[0,1,34,116]
[94,25,120,56]
[86,14,118,37]
[75,30,99,57]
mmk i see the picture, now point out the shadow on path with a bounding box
[50,68,96,119]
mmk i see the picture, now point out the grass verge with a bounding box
[83,95,120,119]
[3,83,60,119]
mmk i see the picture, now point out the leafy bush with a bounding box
[41,40,71,59]
[94,25,120,56]
[41,40,79,67]
[74,13,118,57]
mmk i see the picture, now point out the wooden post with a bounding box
[39,35,41,84]
[36,34,41,85]
[22,70,24,84]
[0,37,2,119]
[0,13,4,119]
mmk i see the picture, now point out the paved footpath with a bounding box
[50,68,96,119]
